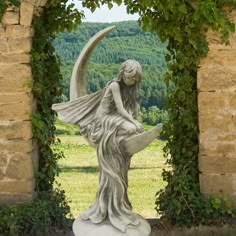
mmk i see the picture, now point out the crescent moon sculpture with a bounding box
[69,26,116,101]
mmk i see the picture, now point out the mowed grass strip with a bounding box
[55,134,166,218]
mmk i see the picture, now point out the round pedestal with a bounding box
[73,215,151,236]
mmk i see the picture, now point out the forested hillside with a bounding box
[53,21,169,124]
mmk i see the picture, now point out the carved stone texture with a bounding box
[0,93,33,121]
[198,65,236,92]
[6,25,32,38]
[0,140,33,154]
[2,11,19,25]
[0,121,32,140]
[0,64,32,93]
[8,37,32,53]
[200,174,236,195]
[199,154,236,174]
[0,53,31,64]
[5,153,34,179]
[20,1,34,26]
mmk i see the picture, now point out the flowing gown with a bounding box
[52,82,140,232]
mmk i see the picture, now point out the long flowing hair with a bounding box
[116,60,142,119]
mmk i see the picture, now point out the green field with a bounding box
[55,122,166,219]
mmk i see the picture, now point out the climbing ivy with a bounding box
[81,0,236,226]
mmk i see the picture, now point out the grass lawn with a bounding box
[55,122,166,219]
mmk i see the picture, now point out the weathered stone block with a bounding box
[6,25,32,38]
[199,154,236,174]
[198,92,236,115]
[0,53,30,64]
[0,121,32,140]
[0,140,33,153]
[198,65,236,92]
[0,92,32,104]
[0,193,33,205]
[199,114,234,135]
[199,174,236,195]
[0,38,8,53]
[200,49,236,67]
[0,93,33,121]
[5,153,34,179]
[20,1,34,26]
[2,11,19,25]
[0,180,33,193]
[0,64,32,93]
[199,129,235,154]
[0,102,31,121]
[8,37,32,53]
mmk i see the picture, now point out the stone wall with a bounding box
[0,0,48,204]
[198,11,236,205]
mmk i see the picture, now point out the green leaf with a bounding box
[178,5,187,14]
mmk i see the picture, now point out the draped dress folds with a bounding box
[52,84,140,232]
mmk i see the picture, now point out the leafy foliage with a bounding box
[81,0,236,226]
[0,188,72,236]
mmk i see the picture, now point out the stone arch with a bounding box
[0,1,236,209]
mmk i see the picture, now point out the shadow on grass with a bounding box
[129,166,163,170]
[59,165,161,174]
[60,166,99,173]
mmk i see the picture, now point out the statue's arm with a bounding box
[109,82,136,124]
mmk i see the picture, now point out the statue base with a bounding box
[73,215,151,236]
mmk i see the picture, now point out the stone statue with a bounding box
[52,26,162,236]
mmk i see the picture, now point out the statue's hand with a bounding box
[134,121,144,133]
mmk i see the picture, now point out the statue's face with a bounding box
[123,75,137,86]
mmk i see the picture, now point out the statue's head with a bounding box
[119,60,142,86]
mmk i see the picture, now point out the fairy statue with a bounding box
[52,26,162,236]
